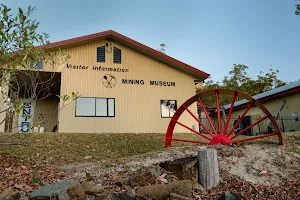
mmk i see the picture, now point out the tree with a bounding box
[196,64,287,107]
[296,1,300,15]
[157,43,167,54]
[0,4,78,143]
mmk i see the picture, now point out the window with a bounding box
[29,59,43,69]
[97,46,105,62]
[75,98,95,117]
[113,47,121,64]
[160,100,177,118]
[76,97,115,117]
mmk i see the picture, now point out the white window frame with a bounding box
[160,100,177,118]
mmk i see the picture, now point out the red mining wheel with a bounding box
[165,89,283,147]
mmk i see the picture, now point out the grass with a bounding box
[0,132,299,165]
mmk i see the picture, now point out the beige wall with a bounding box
[232,93,300,117]
[231,92,300,132]
[0,72,10,133]
[0,89,7,132]
[47,40,200,133]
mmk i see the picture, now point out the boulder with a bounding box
[122,185,135,198]
[218,192,247,200]
[67,182,85,200]
[29,180,77,200]
[194,183,205,193]
[114,178,125,187]
[81,181,105,195]
[0,188,20,200]
[128,171,156,187]
[170,193,194,200]
[136,180,192,200]
[95,194,113,200]
[111,193,146,200]
[160,157,197,182]
[150,165,162,178]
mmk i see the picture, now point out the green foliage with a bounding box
[32,171,42,184]
[296,1,300,15]
[197,64,287,107]
[158,43,167,54]
[0,4,77,133]
[56,92,80,103]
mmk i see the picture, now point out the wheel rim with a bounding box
[165,89,283,147]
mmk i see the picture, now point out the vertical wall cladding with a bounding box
[231,93,300,117]
[230,92,300,132]
[57,40,199,133]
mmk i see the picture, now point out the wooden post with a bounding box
[197,149,220,190]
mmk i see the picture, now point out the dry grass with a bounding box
[0,132,299,165]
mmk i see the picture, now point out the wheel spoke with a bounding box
[230,115,269,140]
[183,105,214,138]
[197,95,218,135]
[223,92,237,135]
[165,89,283,147]
[172,119,212,141]
[215,90,222,135]
[171,138,210,145]
[227,100,254,137]
[232,132,279,144]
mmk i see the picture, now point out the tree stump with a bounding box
[197,149,220,190]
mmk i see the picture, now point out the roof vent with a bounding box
[97,46,105,62]
[113,47,121,64]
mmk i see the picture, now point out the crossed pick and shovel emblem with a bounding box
[102,74,116,88]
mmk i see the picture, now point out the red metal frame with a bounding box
[164,89,283,147]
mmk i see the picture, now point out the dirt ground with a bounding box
[1,132,299,199]
[60,142,299,188]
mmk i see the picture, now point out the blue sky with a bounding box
[2,0,299,82]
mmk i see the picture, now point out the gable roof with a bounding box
[40,30,210,80]
[224,79,300,110]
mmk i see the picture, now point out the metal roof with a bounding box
[224,79,300,109]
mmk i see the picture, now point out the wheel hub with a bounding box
[210,134,232,145]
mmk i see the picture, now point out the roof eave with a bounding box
[229,86,300,111]
[37,30,210,80]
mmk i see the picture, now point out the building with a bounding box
[0,30,210,133]
[225,80,300,133]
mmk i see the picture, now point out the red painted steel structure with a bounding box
[165,89,283,147]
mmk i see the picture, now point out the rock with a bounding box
[115,178,123,187]
[29,180,76,200]
[111,193,146,200]
[157,173,168,184]
[218,192,247,200]
[90,184,106,194]
[81,181,96,192]
[95,194,113,200]
[67,182,85,200]
[128,171,156,187]
[160,157,197,182]
[122,185,135,198]
[115,177,129,187]
[95,193,147,200]
[150,165,162,178]
[136,180,192,200]
[259,170,269,176]
[170,193,194,200]
[194,183,205,193]
[0,188,20,200]
[81,181,105,195]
